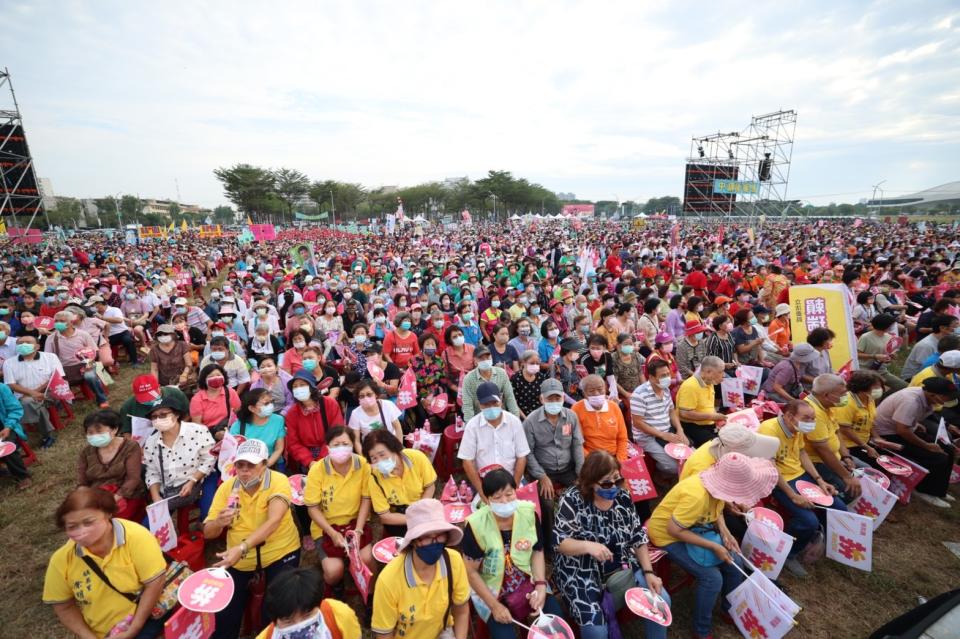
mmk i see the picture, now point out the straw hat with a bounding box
[699,452,778,506]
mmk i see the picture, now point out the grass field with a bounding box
[1,358,958,638]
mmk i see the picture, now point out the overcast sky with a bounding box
[5,1,959,209]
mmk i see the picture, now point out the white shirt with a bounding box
[102,306,129,336]
[458,410,530,475]
[143,421,216,489]
[2,352,65,397]
[348,399,402,440]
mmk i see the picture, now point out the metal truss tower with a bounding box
[0,68,45,228]
[682,109,797,222]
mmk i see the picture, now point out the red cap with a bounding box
[684,320,708,336]
[132,374,161,404]
[714,296,733,305]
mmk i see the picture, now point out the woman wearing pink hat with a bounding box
[647,453,778,639]
[371,499,469,639]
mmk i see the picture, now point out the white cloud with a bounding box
[5,0,960,207]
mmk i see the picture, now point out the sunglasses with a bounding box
[597,477,625,489]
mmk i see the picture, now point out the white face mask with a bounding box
[657,376,671,388]
[157,335,173,344]
[796,420,816,434]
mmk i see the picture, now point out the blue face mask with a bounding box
[596,486,620,500]
[489,499,519,518]
[482,406,502,421]
[376,457,397,476]
[16,343,35,356]
[400,321,412,330]
[414,541,446,565]
[543,401,563,415]
[302,359,318,371]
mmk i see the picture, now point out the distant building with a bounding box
[38,177,57,211]
[140,198,212,218]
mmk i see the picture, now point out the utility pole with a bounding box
[114,193,123,228]
[330,190,336,229]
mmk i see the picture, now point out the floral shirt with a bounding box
[411,353,445,400]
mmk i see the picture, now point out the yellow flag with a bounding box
[0,220,6,235]
[246,216,253,225]
[181,220,188,231]
[168,221,174,232]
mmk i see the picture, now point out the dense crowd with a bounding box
[1,217,957,638]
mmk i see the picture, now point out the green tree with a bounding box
[168,202,181,219]
[213,164,277,217]
[272,168,310,223]
[94,197,120,228]
[212,205,235,224]
[642,196,681,215]
[46,198,83,229]
[120,195,142,223]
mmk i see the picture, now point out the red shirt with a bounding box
[382,330,420,368]
[284,398,345,469]
[683,270,708,296]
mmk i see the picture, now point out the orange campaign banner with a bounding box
[199,224,222,238]
[788,284,859,372]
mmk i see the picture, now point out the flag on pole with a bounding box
[181,219,189,232]
[826,509,873,571]
[850,475,898,530]
[740,520,794,580]
[936,418,951,445]
[146,499,177,552]
[726,574,795,639]
[45,369,75,404]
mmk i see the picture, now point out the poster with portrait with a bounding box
[288,242,317,276]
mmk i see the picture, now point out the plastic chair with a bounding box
[19,439,39,466]
[440,423,464,477]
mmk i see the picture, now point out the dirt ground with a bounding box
[2,361,958,639]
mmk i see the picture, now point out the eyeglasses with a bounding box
[596,477,625,489]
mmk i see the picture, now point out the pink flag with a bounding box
[621,455,658,502]
[850,475,898,530]
[395,367,418,410]
[884,453,929,504]
[456,370,465,407]
[826,509,873,572]
[720,377,745,409]
[516,481,542,518]
[45,368,75,404]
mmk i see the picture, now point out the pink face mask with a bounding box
[659,343,674,354]
[66,517,110,548]
[586,395,606,409]
[327,445,353,463]
[359,395,378,408]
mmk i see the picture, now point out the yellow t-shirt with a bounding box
[371,549,470,638]
[303,454,371,539]
[204,470,301,572]
[676,375,716,426]
[909,366,936,388]
[758,416,805,481]
[255,599,362,639]
[369,448,438,515]
[803,396,841,464]
[42,519,167,637]
[832,392,876,448]
[678,440,717,481]
[646,475,724,547]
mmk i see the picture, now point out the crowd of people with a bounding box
[0,216,955,638]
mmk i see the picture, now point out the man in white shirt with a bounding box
[91,295,141,366]
[459,381,530,498]
[2,335,65,448]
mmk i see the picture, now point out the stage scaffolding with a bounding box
[682,109,797,223]
[0,67,45,229]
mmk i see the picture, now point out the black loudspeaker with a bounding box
[758,153,772,182]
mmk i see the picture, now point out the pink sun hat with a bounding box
[699,452,778,506]
[397,498,464,552]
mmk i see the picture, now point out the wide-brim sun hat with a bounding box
[397,499,464,552]
[699,452,778,506]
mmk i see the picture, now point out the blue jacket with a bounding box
[0,383,25,440]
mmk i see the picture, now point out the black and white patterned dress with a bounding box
[552,487,648,626]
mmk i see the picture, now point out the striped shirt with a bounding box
[630,381,674,439]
